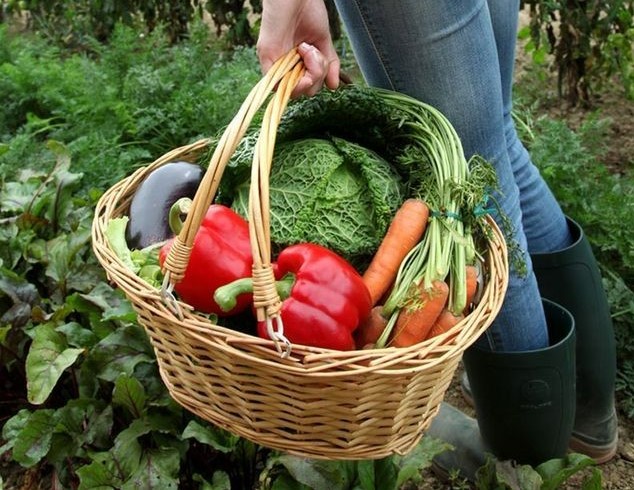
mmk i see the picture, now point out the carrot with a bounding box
[363,199,430,306]
[463,264,479,314]
[354,306,388,349]
[426,308,464,339]
[390,279,449,348]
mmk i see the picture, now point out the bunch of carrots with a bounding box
[354,198,479,349]
[353,91,495,350]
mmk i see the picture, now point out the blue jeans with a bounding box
[334,0,571,351]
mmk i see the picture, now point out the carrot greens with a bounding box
[373,90,497,346]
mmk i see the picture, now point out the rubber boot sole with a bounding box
[569,434,617,464]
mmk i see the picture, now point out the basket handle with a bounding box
[246,62,305,357]
[160,49,304,320]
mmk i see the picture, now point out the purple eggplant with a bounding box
[126,161,204,249]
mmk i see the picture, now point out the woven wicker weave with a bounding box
[91,49,509,460]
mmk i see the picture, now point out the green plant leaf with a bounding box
[102,298,137,323]
[44,400,113,453]
[497,461,542,490]
[128,362,173,403]
[111,413,184,477]
[532,46,548,65]
[536,453,597,490]
[105,216,139,272]
[0,409,32,454]
[0,225,22,270]
[86,404,116,449]
[121,447,181,490]
[57,321,99,349]
[44,227,93,292]
[194,471,231,490]
[181,420,239,453]
[113,373,147,418]
[76,451,125,489]
[0,274,40,328]
[0,177,42,214]
[72,283,121,314]
[582,468,603,489]
[26,323,84,404]
[45,142,83,229]
[394,435,450,486]
[518,25,531,40]
[64,284,133,340]
[10,409,57,467]
[111,421,145,477]
[0,274,39,304]
[270,472,311,490]
[87,324,154,382]
[0,325,10,344]
[356,457,399,490]
[275,456,355,490]
[474,457,513,490]
[356,460,376,489]
[87,284,137,324]
[210,471,231,489]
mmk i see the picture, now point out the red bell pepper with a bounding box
[215,243,372,351]
[159,203,253,316]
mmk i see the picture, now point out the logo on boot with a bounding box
[519,379,552,409]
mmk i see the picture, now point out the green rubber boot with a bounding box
[531,217,618,463]
[429,299,576,480]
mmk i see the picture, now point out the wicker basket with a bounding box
[91,49,509,460]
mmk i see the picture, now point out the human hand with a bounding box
[257,0,341,97]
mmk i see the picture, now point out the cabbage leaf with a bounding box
[231,137,404,263]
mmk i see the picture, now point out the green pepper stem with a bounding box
[168,197,192,235]
[275,274,295,300]
[213,273,295,312]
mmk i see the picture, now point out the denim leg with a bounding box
[334,0,549,350]
[488,0,572,254]
[505,122,571,254]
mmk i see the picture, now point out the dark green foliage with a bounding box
[205,0,263,48]
[520,113,634,279]
[275,85,404,159]
[0,22,261,191]
[13,0,199,46]
[3,0,341,52]
[4,0,266,49]
[473,454,602,490]
[520,1,634,105]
